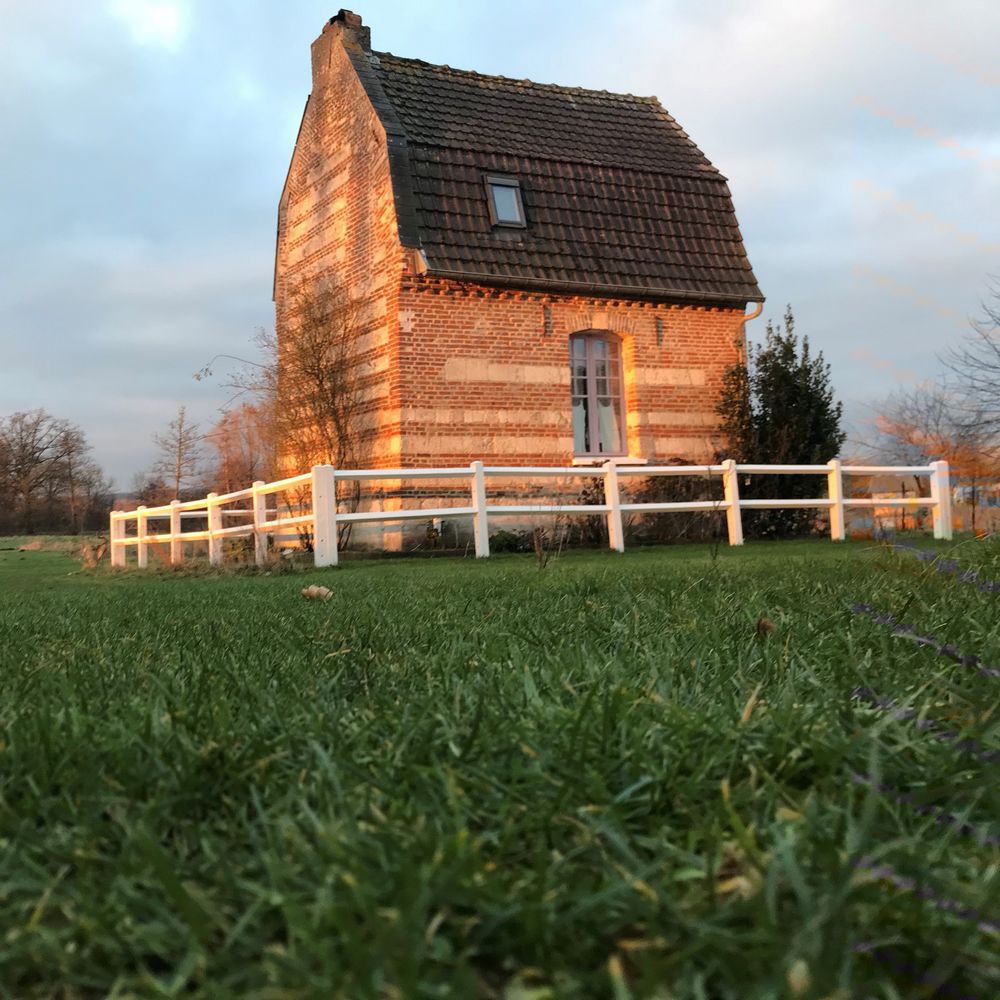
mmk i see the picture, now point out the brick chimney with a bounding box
[311,9,370,87]
[328,9,370,51]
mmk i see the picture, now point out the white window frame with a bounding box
[569,333,629,459]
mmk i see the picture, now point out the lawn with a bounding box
[0,536,998,999]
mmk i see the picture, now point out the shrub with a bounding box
[488,528,531,553]
[626,461,725,545]
[716,306,845,539]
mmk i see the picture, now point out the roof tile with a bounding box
[358,51,762,303]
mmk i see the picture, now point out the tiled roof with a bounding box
[353,50,763,304]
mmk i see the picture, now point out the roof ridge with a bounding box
[371,50,663,106]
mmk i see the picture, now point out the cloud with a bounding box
[108,0,188,52]
[1,0,998,485]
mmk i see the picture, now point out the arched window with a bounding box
[570,333,627,457]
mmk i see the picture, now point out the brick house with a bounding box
[274,10,763,473]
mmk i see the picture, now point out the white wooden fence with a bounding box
[109,459,953,569]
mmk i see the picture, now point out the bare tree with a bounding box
[0,410,73,533]
[0,410,112,534]
[76,462,114,533]
[871,382,999,533]
[129,470,172,508]
[197,279,367,547]
[152,406,204,500]
[56,425,106,534]
[198,282,365,469]
[275,279,366,474]
[204,402,279,494]
[945,279,1000,428]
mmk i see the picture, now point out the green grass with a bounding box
[0,536,998,998]
[0,538,103,592]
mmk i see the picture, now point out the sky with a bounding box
[2,0,998,484]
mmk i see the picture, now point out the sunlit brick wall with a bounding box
[397,275,745,467]
[274,21,404,471]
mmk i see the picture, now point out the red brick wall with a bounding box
[274,21,404,471]
[397,274,744,467]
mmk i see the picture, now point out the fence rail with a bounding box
[110,459,953,569]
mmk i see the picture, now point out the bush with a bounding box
[488,528,532,553]
[626,461,726,545]
[563,479,609,548]
[716,306,845,539]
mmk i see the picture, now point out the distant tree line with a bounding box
[0,409,113,535]
[0,397,283,537]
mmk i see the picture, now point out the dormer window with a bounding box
[485,175,526,228]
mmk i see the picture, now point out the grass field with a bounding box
[0,536,998,999]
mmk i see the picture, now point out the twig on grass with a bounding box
[853,941,984,1000]
[851,687,1000,764]
[851,603,1000,680]
[850,771,999,848]
[892,541,1000,594]
[854,856,1000,934]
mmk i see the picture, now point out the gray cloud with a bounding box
[1,0,997,484]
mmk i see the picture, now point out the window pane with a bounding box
[572,398,589,454]
[569,334,624,455]
[490,184,522,223]
[597,396,622,454]
[594,356,608,399]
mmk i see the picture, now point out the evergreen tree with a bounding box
[717,306,845,537]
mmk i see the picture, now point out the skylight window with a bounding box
[485,175,526,228]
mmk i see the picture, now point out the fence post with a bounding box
[930,460,953,541]
[311,465,338,567]
[603,460,625,553]
[207,493,222,566]
[827,459,846,541]
[110,513,125,568]
[470,460,490,557]
[136,506,148,568]
[169,500,183,565]
[252,481,268,567]
[722,459,744,546]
